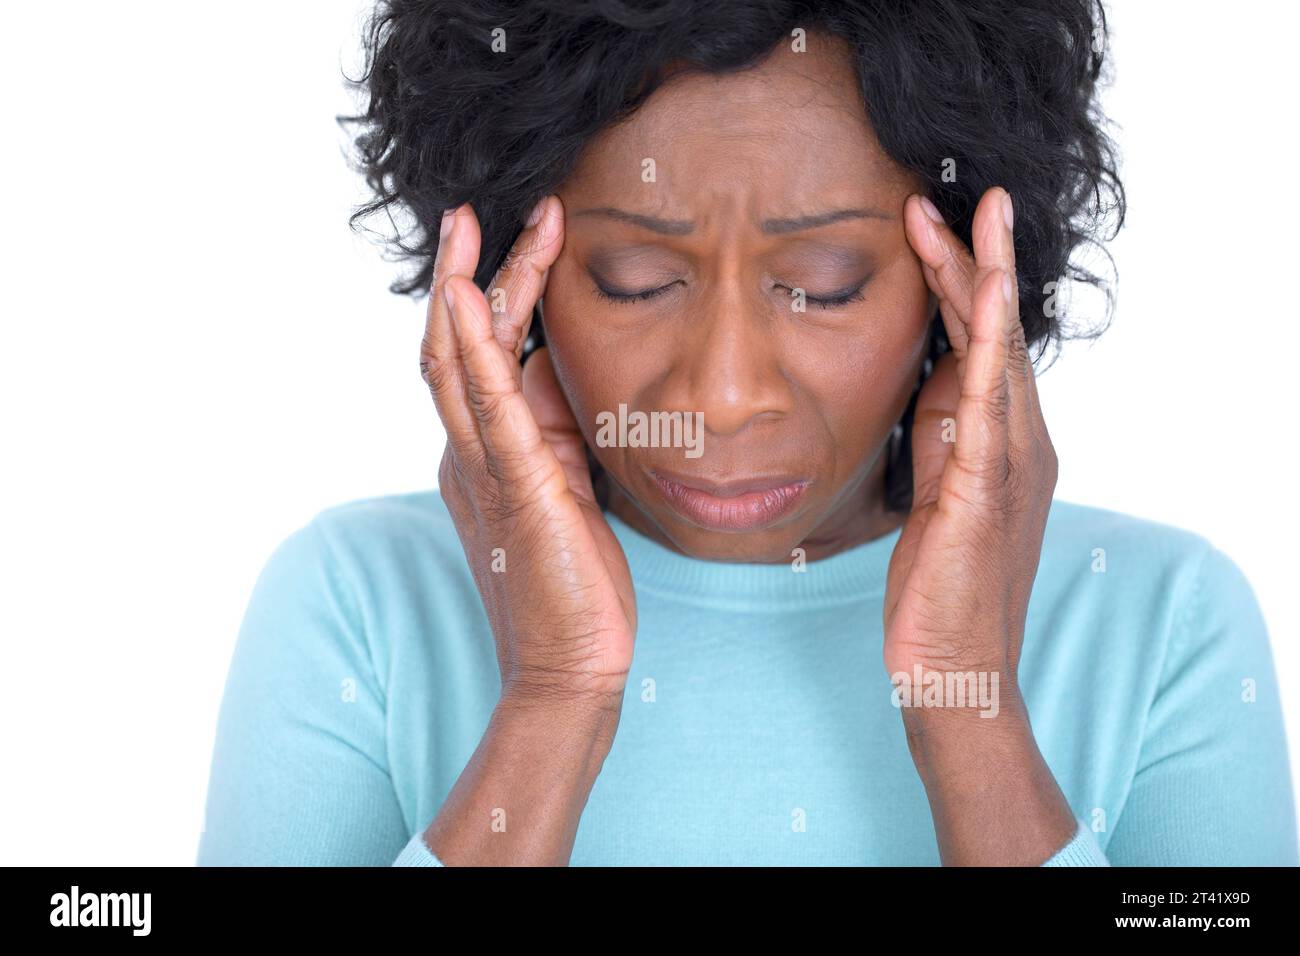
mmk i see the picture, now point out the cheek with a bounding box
[539,270,640,444]
[796,267,931,452]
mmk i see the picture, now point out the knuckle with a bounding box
[476,479,526,524]
[1005,440,1057,510]
[974,452,1012,490]
[951,457,1009,510]
[467,385,513,431]
[437,451,459,489]
[419,345,454,395]
[1003,463,1034,512]
[967,380,1010,424]
[937,244,968,292]
[1007,322,1031,376]
[438,450,475,497]
[491,242,537,295]
[1006,315,1024,347]
[458,442,491,482]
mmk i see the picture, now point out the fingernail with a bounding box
[919,195,944,224]
[525,197,547,228]
[440,206,456,240]
[1002,191,1014,231]
[1002,270,1013,304]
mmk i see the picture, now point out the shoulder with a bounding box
[1029,498,1271,683]
[232,488,494,723]
[1034,497,1248,607]
[1032,507,1295,865]
[1040,498,1213,570]
[246,488,479,655]
[306,487,465,571]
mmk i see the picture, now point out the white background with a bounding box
[1,1,1295,864]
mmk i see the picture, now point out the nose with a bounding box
[659,282,792,440]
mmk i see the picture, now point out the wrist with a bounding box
[500,664,628,720]
[422,692,621,866]
[898,676,1029,778]
[494,687,623,770]
[895,681,1076,864]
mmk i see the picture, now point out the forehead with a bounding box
[561,35,918,216]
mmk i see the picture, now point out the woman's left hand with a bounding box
[886,185,1078,865]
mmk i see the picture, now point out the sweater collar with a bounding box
[604,509,901,610]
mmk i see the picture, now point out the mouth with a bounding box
[649,468,811,533]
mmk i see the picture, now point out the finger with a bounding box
[909,189,1048,481]
[970,189,1043,457]
[421,204,484,458]
[485,195,565,361]
[905,188,1019,370]
[424,204,483,370]
[970,187,1017,288]
[904,193,975,362]
[521,347,600,510]
[950,266,1013,489]
[445,273,555,488]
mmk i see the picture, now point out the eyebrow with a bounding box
[570,206,893,236]
[762,208,893,233]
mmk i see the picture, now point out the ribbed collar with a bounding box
[605,510,901,611]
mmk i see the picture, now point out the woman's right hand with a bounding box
[422,197,637,719]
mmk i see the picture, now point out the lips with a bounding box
[650,468,811,532]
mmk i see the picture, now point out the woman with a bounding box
[198,0,1297,866]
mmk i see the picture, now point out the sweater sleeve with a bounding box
[393,830,447,866]
[197,517,415,866]
[1041,818,1110,866]
[1103,544,1299,864]
[396,811,1108,868]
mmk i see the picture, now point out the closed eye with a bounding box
[593,280,683,304]
[594,278,869,307]
[775,279,870,309]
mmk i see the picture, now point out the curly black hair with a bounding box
[342,0,1125,513]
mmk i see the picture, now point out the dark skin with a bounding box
[542,47,928,564]
[419,34,1077,865]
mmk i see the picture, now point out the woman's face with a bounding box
[543,36,936,563]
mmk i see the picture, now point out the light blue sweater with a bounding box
[198,491,1297,866]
